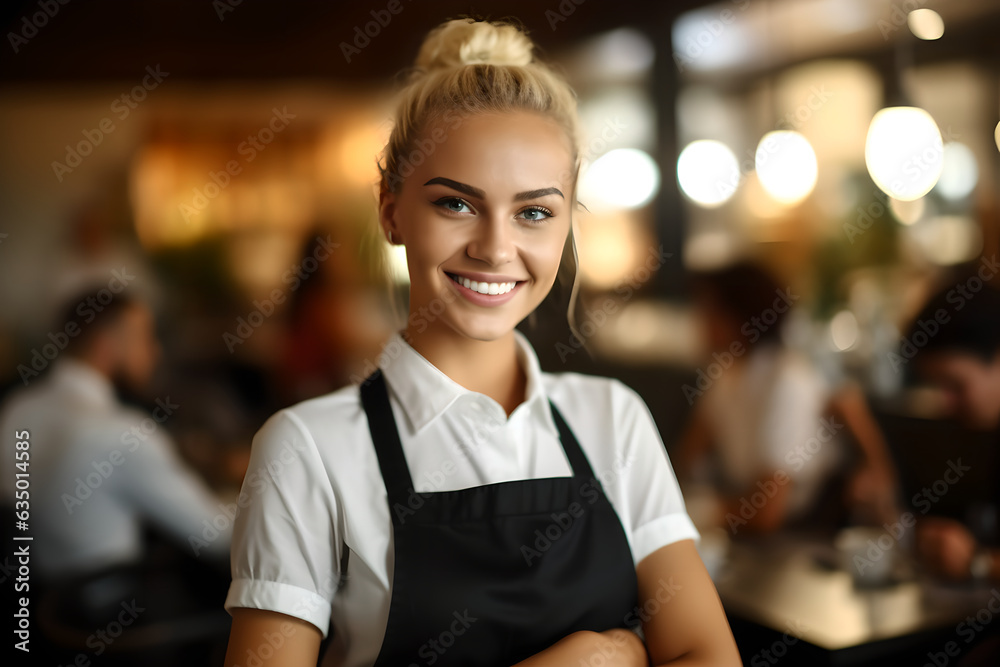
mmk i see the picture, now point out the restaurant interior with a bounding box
[2,0,1000,664]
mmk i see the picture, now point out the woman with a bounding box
[224,18,740,667]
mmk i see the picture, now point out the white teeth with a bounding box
[450,274,517,295]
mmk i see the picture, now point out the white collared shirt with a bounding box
[0,359,231,578]
[225,332,698,667]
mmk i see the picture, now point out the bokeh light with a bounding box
[908,215,983,266]
[935,142,978,200]
[907,9,945,40]
[864,107,943,202]
[676,140,740,208]
[755,131,818,206]
[580,148,661,210]
[830,310,859,351]
[888,197,925,226]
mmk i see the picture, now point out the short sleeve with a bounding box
[224,410,341,637]
[609,381,700,564]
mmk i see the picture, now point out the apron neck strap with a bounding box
[547,399,595,480]
[360,370,416,498]
[360,369,597,504]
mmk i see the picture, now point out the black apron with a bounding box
[359,369,639,667]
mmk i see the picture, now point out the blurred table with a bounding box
[713,534,1000,666]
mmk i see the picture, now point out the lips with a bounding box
[446,273,519,295]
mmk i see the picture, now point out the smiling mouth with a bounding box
[446,273,520,295]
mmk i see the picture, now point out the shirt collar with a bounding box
[51,358,118,409]
[378,330,558,437]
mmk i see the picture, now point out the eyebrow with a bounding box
[423,177,564,201]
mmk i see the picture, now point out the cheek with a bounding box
[529,225,571,275]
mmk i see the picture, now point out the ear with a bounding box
[378,184,402,245]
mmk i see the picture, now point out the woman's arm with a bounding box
[513,629,647,666]
[515,539,741,666]
[827,385,900,524]
[224,608,322,667]
[638,539,741,666]
[719,475,792,535]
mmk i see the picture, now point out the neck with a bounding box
[68,352,112,379]
[402,325,526,416]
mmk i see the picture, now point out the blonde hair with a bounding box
[379,18,581,193]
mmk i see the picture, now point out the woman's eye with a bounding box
[434,197,472,213]
[518,207,552,222]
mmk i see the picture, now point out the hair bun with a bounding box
[415,18,534,71]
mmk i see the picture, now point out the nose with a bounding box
[467,216,515,266]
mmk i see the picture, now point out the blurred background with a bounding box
[3,0,1000,665]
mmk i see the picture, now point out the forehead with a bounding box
[410,111,575,193]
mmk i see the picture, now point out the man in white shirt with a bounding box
[0,291,231,581]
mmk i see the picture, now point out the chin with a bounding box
[446,317,519,343]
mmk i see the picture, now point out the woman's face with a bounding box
[381,110,575,343]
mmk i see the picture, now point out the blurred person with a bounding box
[224,18,740,667]
[277,229,393,405]
[676,262,899,535]
[0,288,231,649]
[907,277,1000,583]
